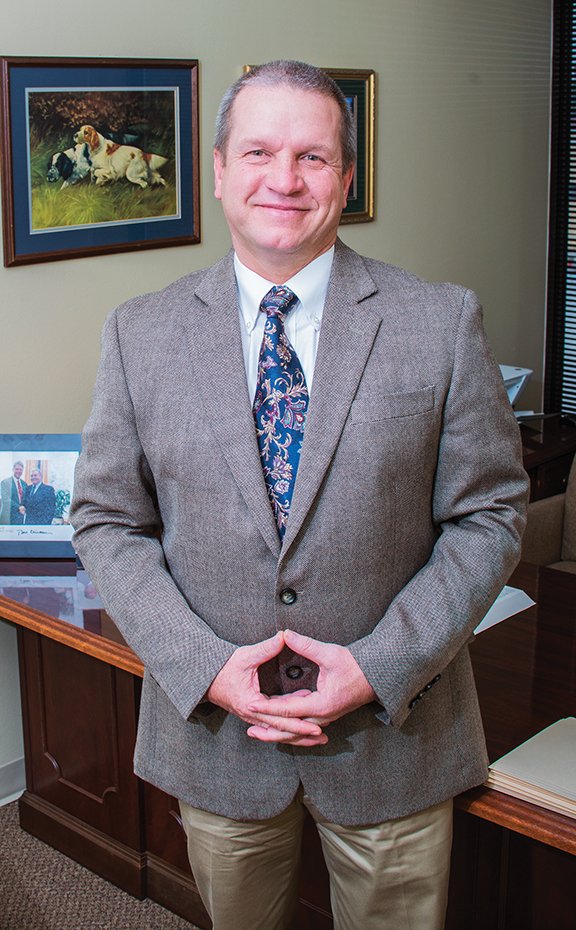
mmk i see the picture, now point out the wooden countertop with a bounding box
[0,559,143,676]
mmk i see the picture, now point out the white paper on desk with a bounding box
[487,718,576,803]
[474,585,535,635]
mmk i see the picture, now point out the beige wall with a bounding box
[0,0,552,787]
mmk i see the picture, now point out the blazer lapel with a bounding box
[181,245,382,560]
[281,243,381,554]
[183,253,282,557]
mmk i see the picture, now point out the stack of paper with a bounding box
[474,585,535,635]
[485,718,576,819]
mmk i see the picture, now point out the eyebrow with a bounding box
[239,138,339,157]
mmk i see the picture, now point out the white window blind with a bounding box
[547,1,576,414]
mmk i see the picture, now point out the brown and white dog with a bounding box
[73,125,168,188]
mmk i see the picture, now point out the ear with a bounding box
[213,148,224,200]
[342,164,355,208]
[60,154,73,180]
[88,127,98,151]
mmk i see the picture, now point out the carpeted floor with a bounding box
[0,800,201,930]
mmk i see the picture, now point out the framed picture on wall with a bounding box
[325,68,375,224]
[0,434,81,558]
[0,57,200,266]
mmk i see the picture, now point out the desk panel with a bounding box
[446,564,576,930]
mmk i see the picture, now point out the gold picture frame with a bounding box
[325,68,375,224]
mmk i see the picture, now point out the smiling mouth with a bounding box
[257,203,309,213]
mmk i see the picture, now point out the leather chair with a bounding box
[521,454,576,574]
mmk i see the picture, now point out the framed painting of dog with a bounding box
[0,57,200,266]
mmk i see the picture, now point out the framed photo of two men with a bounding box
[0,434,80,558]
[0,57,200,266]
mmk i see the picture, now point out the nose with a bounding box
[265,156,305,196]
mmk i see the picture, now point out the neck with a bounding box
[233,241,335,284]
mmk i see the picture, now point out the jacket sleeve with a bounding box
[70,307,237,720]
[347,288,529,726]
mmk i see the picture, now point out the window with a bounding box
[547,1,576,414]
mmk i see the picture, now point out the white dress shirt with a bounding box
[234,247,335,401]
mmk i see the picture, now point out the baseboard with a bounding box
[146,852,211,929]
[19,792,146,898]
[0,756,25,806]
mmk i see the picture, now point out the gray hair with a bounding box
[214,60,356,172]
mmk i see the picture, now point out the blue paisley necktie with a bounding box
[253,286,309,539]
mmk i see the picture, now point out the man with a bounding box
[70,60,528,930]
[20,468,56,525]
[0,461,27,525]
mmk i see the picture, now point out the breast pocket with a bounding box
[349,386,435,425]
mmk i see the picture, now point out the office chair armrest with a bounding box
[521,493,565,566]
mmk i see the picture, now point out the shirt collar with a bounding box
[234,247,335,335]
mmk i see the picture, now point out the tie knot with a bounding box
[259,286,297,319]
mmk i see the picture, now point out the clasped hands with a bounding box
[205,629,376,747]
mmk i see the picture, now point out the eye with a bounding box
[301,153,326,167]
[244,149,270,163]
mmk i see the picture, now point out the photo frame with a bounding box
[325,68,375,224]
[0,57,200,266]
[0,434,81,557]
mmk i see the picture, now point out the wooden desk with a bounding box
[520,413,576,500]
[0,560,210,926]
[1,561,575,929]
[447,563,576,930]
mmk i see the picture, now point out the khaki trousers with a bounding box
[179,789,453,930]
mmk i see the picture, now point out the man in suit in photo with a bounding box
[21,468,56,525]
[70,60,529,930]
[0,461,27,525]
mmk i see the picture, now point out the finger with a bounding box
[283,628,331,663]
[241,630,285,666]
[247,724,329,746]
[257,689,313,703]
[255,629,286,658]
[247,710,323,737]
[250,693,322,719]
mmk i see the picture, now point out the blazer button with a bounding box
[285,665,303,680]
[279,588,297,605]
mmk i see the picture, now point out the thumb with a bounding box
[248,630,285,663]
[283,629,327,661]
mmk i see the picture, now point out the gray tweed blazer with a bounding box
[70,240,528,825]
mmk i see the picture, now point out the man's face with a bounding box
[214,84,354,279]
[12,463,23,479]
[30,470,41,485]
